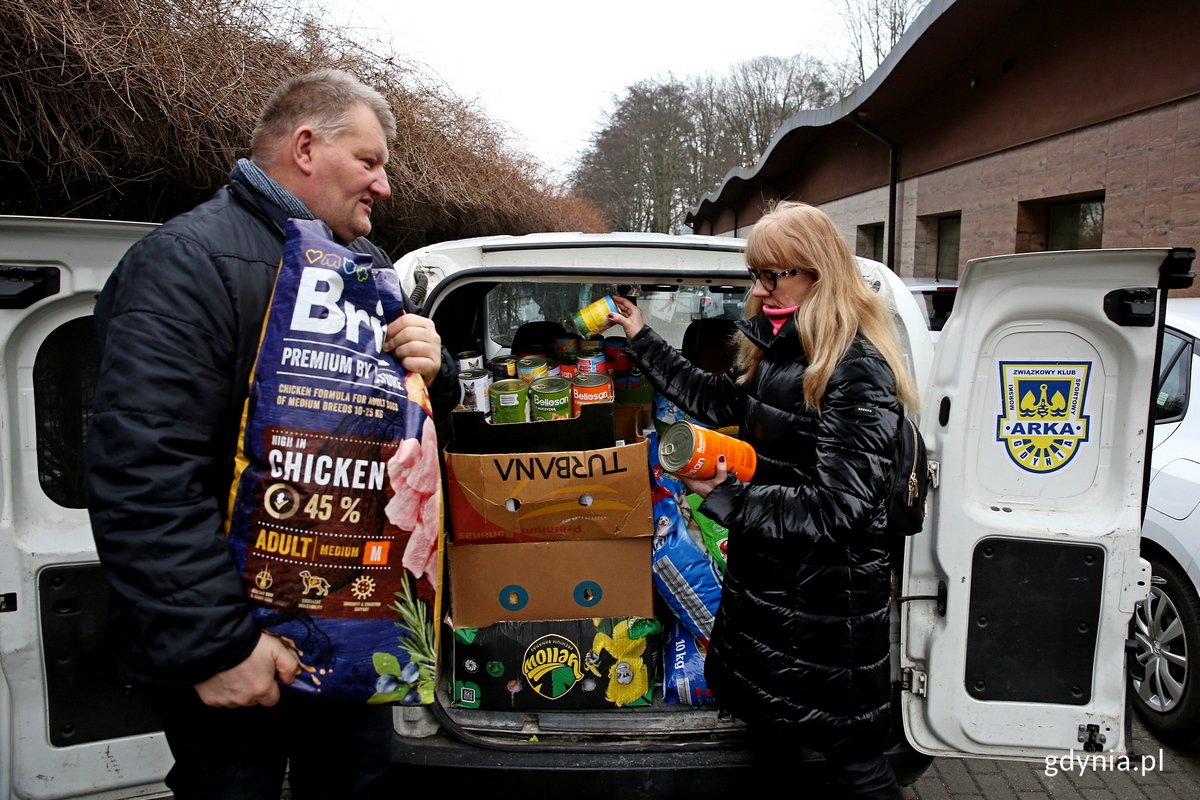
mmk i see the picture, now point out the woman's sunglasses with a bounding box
[747,268,811,291]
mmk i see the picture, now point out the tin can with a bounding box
[529,377,573,421]
[554,335,580,359]
[603,336,630,373]
[558,360,578,380]
[543,357,562,377]
[571,372,614,416]
[489,379,529,424]
[490,355,519,381]
[572,296,618,338]
[516,356,549,383]
[577,338,604,356]
[658,421,757,481]
[456,350,484,371]
[576,353,607,374]
[458,368,492,413]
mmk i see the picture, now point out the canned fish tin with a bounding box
[571,372,614,416]
[489,379,529,424]
[658,421,757,481]
[529,376,572,421]
[516,356,549,383]
[456,350,484,371]
[458,368,492,413]
[489,355,519,381]
[572,295,618,339]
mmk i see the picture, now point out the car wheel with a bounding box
[1130,555,1200,746]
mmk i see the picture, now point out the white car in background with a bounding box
[903,277,958,344]
[1131,295,1200,745]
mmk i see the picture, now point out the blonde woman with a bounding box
[609,201,916,798]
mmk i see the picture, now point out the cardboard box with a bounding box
[449,538,653,628]
[450,616,662,710]
[445,403,652,544]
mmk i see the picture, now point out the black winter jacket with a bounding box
[84,176,459,686]
[627,313,901,749]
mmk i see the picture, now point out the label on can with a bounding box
[572,296,618,339]
[529,376,572,421]
[554,336,580,358]
[576,353,607,374]
[456,350,484,371]
[458,368,492,413]
[489,379,529,424]
[516,356,549,383]
[658,421,757,481]
[603,336,630,373]
[489,355,519,381]
[571,372,614,416]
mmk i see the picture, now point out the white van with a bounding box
[1,217,1190,798]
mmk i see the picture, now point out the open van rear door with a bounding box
[902,247,1195,760]
[0,217,170,800]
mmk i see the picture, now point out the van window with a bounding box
[33,316,97,508]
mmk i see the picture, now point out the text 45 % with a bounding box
[303,494,362,523]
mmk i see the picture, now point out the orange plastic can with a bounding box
[658,421,756,481]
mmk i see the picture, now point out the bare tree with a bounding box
[837,0,930,83]
[571,80,695,233]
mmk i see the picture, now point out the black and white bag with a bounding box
[887,414,931,536]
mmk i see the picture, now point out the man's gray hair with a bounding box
[251,68,397,162]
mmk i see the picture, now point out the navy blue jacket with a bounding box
[84,177,459,686]
[627,314,900,748]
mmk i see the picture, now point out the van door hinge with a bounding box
[928,459,940,489]
[1078,723,1107,752]
[902,668,927,696]
[0,593,16,612]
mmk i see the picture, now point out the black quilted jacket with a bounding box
[84,176,459,686]
[627,313,901,748]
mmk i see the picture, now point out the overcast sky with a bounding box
[318,0,852,179]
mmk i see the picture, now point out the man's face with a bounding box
[304,103,391,242]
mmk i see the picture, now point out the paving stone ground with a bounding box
[903,716,1200,799]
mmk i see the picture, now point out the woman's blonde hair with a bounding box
[736,200,919,413]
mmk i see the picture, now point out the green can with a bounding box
[529,377,572,421]
[489,379,529,424]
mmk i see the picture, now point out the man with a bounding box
[84,68,458,800]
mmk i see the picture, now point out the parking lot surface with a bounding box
[903,716,1200,799]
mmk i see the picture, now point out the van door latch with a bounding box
[1077,723,1106,752]
[0,592,16,613]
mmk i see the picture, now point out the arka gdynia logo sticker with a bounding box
[997,362,1091,473]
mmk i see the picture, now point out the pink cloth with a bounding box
[763,305,798,335]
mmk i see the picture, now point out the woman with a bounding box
[608,201,918,798]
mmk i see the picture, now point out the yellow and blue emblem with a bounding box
[997,362,1091,473]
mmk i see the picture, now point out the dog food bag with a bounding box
[226,218,441,704]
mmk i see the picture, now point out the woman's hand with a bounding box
[608,296,645,339]
[678,455,729,498]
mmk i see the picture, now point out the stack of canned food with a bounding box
[454,295,651,424]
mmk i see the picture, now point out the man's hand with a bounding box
[194,633,299,708]
[384,314,443,386]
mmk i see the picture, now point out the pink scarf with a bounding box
[763,305,798,335]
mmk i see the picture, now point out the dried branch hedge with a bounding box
[0,0,606,255]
